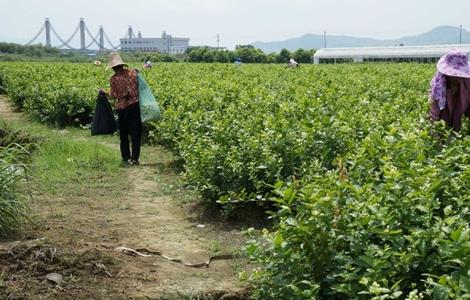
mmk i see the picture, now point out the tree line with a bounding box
[0,42,316,64]
[142,45,316,64]
[0,42,91,62]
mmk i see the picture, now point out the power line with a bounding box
[25,24,45,46]
[103,30,121,50]
[85,31,100,49]
[57,23,80,49]
[84,24,101,48]
[50,24,76,49]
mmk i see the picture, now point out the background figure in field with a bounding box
[100,52,142,165]
[144,60,152,69]
[429,49,470,131]
[286,58,299,68]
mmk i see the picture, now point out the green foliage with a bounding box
[0,42,60,57]
[2,62,470,298]
[0,63,109,126]
[247,126,470,298]
[32,137,120,194]
[185,46,315,63]
[0,124,33,237]
[292,48,316,63]
[147,63,470,298]
[278,48,291,63]
[0,147,27,237]
[0,43,93,62]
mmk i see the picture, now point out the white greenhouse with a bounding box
[313,44,470,64]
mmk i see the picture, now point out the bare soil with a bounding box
[0,95,21,122]
[0,96,252,299]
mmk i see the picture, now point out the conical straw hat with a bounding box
[107,52,127,70]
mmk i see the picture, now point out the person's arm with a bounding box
[429,97,441,121]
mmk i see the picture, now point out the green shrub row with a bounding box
[0,63,107,127]
[2,62,470,298]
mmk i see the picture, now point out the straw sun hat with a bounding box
[107,52,127,70]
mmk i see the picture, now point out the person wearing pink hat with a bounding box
[429,49,470,131]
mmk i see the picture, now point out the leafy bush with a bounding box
[2,62,470,298]
[0,124,33,237]
[246,125,470,298]
[0,63,107,126]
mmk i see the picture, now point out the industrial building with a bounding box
[120,30,189,54]
[313,44,470,64]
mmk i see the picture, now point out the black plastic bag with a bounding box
[91,92,117,135]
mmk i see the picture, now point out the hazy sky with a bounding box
[1,0,469,49]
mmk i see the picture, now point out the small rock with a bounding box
[45,273,63,285]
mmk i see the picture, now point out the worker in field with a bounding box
[144,60,152,69]
[286,58,299,68]
[429,49,470,131]
[99,52,142,165]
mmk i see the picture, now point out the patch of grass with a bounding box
[0,124,33,238]
[0,271,5,288]
[32,137,122,195]
[208,240,224,256]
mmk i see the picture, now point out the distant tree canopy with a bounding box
[185,46,316,64]
[0,42,316,64]
[0,43,60,57]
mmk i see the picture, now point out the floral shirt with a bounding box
[110,69,139,110]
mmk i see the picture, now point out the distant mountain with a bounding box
[252,26,470,53]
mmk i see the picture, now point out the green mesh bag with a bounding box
[138,73,161,123]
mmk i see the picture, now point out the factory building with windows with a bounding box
[120,31,189,54]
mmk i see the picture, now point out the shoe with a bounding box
[131,160,140,165]
[121,159,131,165]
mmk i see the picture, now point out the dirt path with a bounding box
[0,96,250,299]
[0,95,21,121]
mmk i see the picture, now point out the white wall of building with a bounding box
[120,32,189,54]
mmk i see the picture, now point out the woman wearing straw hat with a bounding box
[100,52,142,165]
[429,49,470,131]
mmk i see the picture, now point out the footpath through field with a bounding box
[0,95,250,299]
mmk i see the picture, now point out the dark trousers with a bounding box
[117,103,142,161]
[430,96,470,131]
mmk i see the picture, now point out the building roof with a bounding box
[314,44,470,59]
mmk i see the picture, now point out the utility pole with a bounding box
[323,30,327,48]
[460,24,463,44]
[217,34,220,50]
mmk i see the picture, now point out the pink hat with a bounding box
[437,49,470,78]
